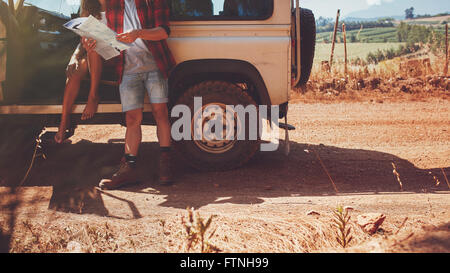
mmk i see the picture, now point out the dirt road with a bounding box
[1,99,449,253]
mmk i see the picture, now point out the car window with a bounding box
[170,0,274,21]
[22,0,79,18]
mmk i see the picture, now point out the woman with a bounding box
[55,0,106,143]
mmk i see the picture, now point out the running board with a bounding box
[0,104,153,115]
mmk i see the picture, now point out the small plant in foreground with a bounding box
[392,162,403,191]
[181,207,221,253]
[332,206,353,248]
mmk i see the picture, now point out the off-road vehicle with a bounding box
[0,0,315,171]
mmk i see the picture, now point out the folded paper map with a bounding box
[64,15,129,60]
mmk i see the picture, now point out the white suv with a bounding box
[0,0,315,170]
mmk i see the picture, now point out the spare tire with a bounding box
[293,8,316,87]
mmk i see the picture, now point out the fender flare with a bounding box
[169,59,271,106]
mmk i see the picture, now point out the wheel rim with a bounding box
[191,103,242,154]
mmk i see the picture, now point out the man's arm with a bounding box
[116,0,171,44]
[116,27,168,44]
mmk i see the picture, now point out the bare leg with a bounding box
[81,51,102,120]
[124,108,143,156]
[55,59,89,144]
[152,103,171,148]
[152,103,173,184]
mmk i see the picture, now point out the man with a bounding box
[89,0,176,189]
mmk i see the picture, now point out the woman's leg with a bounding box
[55,59,89,143]
[81,50,102,120]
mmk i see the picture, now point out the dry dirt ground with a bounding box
[1,99,449,253]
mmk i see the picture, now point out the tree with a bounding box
[405,7,414,19]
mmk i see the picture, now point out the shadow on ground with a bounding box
[1,139,449,217]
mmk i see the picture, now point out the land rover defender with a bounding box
[0,0,315,171]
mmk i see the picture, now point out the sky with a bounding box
[301,0,373,18]
[3,0,449,19]
[302,0,449,18]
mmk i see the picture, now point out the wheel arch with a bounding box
[168,59,271,106]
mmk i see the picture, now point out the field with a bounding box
[317,15,449,44]
[316,27,399,43]
[401,15,450,26]
[314,42,404,62]
[1,99,449,253]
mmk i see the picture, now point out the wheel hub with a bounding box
[191,103,242,154]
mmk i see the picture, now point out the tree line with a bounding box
[316,17,395,33]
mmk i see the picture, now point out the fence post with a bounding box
[445,23,448,76]
[343,23,348,77]
[329,9,340,72]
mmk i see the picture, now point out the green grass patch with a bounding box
[317,27,398,43]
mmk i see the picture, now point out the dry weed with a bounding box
[294,50,449,103]
[181,207,221,253]
[332,206,353,248]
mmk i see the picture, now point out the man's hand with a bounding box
[116,30,140,44]
[82,37,97,53]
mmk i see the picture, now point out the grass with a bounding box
[317,27,399,43]
[181,208,221,253]
[332,206,353,248]
[4,201,448,253]
[294,46,450,104]
[314,42,405,63]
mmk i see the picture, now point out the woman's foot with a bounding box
[54,130,65,144]
[81,96,99,121]
[54,120,74,144]
[54,129,71,144]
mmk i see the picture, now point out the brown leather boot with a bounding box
[159,151,173,186]
[99,158,138,190]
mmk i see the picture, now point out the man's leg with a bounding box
[152,103,173,185]
[98,108,143,190]
[151,103,171,148]
[146,70,173,185]
[99,74,145,190]
[125,108,143,156]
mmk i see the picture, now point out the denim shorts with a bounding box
[119,71,169,112]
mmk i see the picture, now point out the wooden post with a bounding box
[329,9,341,72]
[445,23,448,76]
[343,23,348,76]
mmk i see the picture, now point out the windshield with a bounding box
[170,0,274,20]
[2,0,79,17]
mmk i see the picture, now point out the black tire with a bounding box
[293,8,316,87]
[173,81,260,171]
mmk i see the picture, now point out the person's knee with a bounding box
[126,110,143,127]
[67,71,82,82]
[67,66,86,83]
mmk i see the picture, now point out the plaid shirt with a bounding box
[105,0,176,82]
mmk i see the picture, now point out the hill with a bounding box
[345,0,449,19]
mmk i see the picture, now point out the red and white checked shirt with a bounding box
[105,0,176,82]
